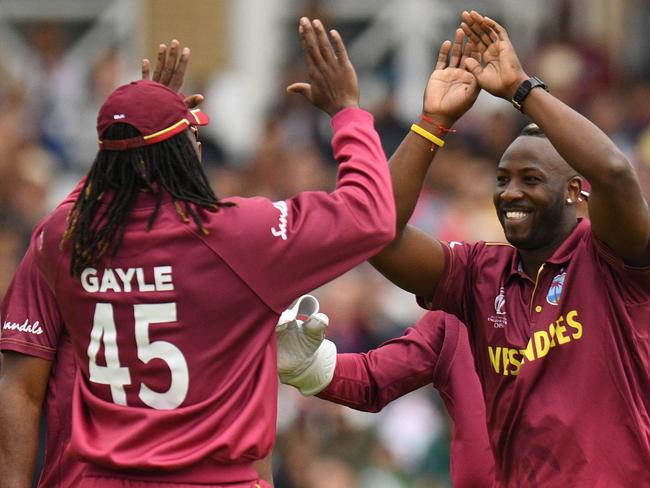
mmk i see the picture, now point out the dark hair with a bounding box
[519,123,546,138]
[61,123,234,277]
[517,122,585,183]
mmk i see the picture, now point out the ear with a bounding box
[566,177,581,205]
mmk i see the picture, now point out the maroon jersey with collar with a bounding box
[422,219,650,487]
[14,107,395,484]
[319,312,495,488]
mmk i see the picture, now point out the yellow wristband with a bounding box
[410,123,445,148]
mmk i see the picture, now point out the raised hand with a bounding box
[460,10,529,100]
[142,40,204,109]
[287,17,359,116]
[422,28,481,127]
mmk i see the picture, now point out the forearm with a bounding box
[0,353,52,488]
[0,390,41,488]
[318,329,441,412]
[368,117,452,296]
[388,116,454,232]
[521,88,633,186]
[317,354,395,412]
[523,88,650,261]
[331,107,396,243]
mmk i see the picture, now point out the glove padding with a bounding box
[276,295,337,396]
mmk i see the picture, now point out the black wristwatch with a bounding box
[511,76,548,111]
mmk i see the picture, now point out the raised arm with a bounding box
[371,30,481,297]
[0,353,52,488]
[286,18,359,115]
[462,10,650,265]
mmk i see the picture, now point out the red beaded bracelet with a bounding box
[420,114,457,134]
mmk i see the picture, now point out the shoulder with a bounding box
[204,196,286,232]
[440,239,515,267]
[37,204,73,250]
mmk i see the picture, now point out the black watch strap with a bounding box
[511,76,548,111]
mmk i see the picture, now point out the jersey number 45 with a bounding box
[87,302,189,410]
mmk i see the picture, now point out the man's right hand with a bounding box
[422,28,481,128]
[276,295,337,396]
[141,39,204,109]
[287,17,359,116]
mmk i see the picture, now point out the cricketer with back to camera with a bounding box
[0,17,396,488]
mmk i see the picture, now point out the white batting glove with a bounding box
[276,295,337,396]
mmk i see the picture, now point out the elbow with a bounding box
[339,185,397,248]
[594,150,635,186]
[355,196,397,247]
[376,197,397,245]
[377,215,397,247]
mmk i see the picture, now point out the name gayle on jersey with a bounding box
[80,266,174,293]
[488,310,583,376]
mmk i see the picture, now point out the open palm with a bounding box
[460,11,528,100]
[423,30,480,126]
[425,66,479,122]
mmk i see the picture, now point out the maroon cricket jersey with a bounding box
[422,219,650,486]
[319,312,495,487]
[1,181,86,487]
[20,107,395,484]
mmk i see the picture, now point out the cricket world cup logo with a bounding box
[488,286,508,328]
[494,287,506,315]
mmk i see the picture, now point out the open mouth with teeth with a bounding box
[504,210,531,221]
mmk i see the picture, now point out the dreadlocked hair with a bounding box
[61,123,235,278]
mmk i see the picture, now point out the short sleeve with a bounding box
[418,240,476,322]
[0,237,64,361]
[591,236,650,304]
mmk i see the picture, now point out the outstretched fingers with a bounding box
[460,40,479,67]
[461,11,494,50]
[168,47,190,91]
[151,44,166,82]
[448,29,464,68]
[141,58,151,80]
[435,40,452,70]
[313,19,337,66]
[482,16,509,42]
[330,29,351,67]
[159,39,180,85]
[300,18,326,74]
[460,23,485,53]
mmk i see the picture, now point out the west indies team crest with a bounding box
[546,270,566,305]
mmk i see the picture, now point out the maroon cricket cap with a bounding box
[97,80,209,151]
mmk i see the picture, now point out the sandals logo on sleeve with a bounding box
[488,286,508,328]
[3,319,44,335]
[271,201,288,240]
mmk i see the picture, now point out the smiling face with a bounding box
[494,136,580,251]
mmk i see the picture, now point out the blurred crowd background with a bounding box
[0,0,648,487]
